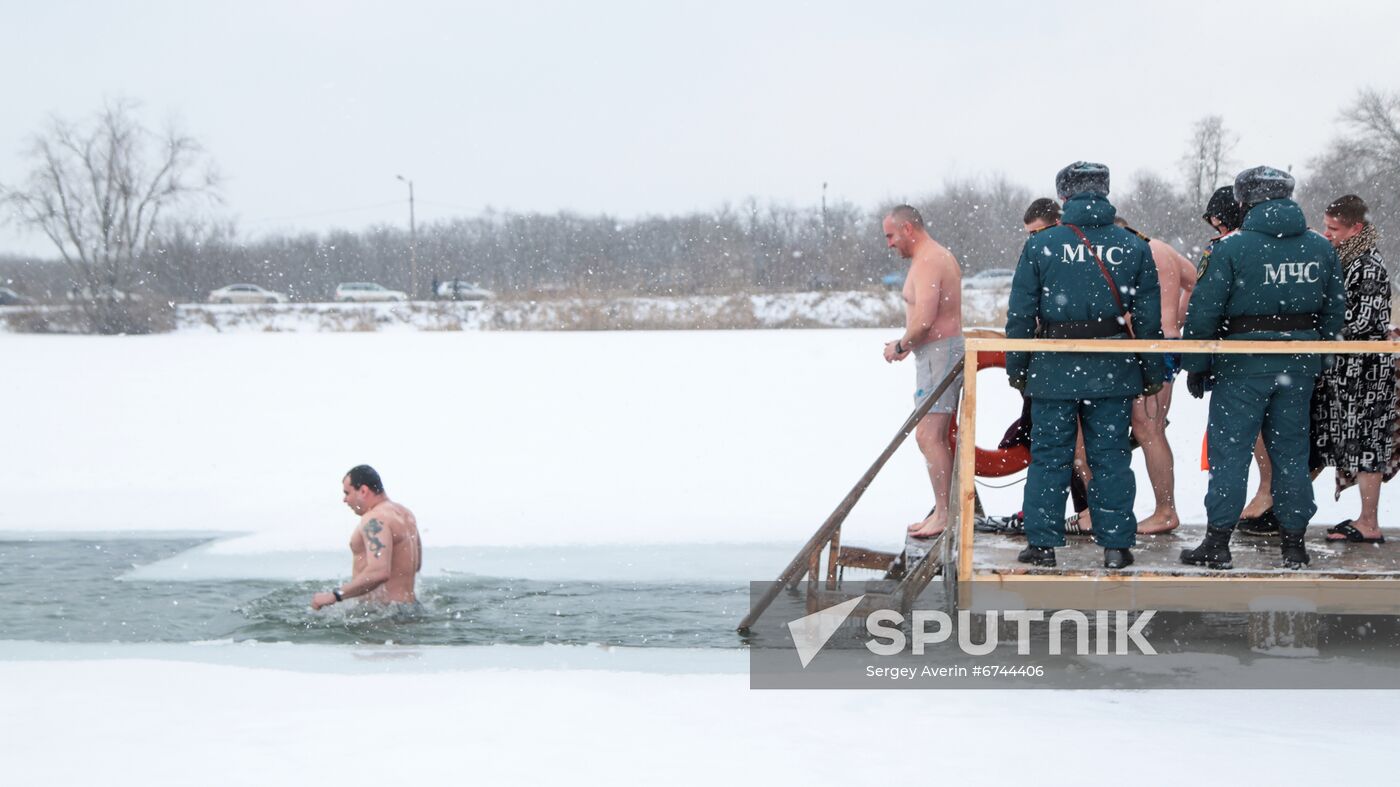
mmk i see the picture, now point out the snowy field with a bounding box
[2,328,1378,553]
[5,328,1398,785]
[4,644,1398,786]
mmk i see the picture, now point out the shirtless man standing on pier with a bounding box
[881,204,964,539]
[311,464,422,610]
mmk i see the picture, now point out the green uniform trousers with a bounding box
[1206,373,1318,533]
[1024,396,1136,549]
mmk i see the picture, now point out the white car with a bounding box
[335,282,409,303]
[208,284,288,304]
[436,280,495,301]
[963,268,1016,289]
[67,286,143,303]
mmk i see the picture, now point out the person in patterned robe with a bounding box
[1312,195,1397,544]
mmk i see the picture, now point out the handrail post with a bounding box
[955,345,979,597]
[826,527,841,589]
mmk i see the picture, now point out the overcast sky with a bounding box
[3,0,1398,256]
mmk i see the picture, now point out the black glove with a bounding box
[1186,371,1209,399]
[1008,374,1027,393]
[999,418,1032,449]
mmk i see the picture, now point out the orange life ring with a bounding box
[945,350,1031,478]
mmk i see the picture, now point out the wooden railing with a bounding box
[738,335,1400,632]
[955,337,1400,582]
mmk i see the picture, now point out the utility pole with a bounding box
[396,174,417,298]
[821,182,830,286]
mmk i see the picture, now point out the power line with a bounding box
[416,199,479,213]
[242,200,405,225]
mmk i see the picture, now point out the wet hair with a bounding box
[1023,198,1061,225]
[886,204,924,229]
[1325,194,1369,226]
[345,464,384,494]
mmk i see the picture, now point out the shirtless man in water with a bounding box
[311,464,422,610]
[881,204,963,539]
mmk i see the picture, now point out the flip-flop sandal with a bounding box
[1326,521,1386,544]
[1065,512,1092,537]
[975,513,1025,535]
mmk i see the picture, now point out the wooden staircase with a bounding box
[737,358,968,631]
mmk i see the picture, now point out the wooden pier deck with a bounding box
[968,524,1398,579]
[956,524,1400,616]
[739,335,1400,632]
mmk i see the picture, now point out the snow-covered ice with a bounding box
[5,327,1395,786]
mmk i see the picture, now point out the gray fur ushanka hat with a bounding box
[1234,166,1295,209]
[1055,161,1110,200]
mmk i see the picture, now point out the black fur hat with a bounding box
[1233,166,1294,209]
[1055,161,1110,200]
[1203,185,1242,230]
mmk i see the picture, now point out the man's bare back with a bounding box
[348,500,422,604]
[311,466,423,610]
[1147,237,1196,338]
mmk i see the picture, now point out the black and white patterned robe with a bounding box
[1310,244,1398,495]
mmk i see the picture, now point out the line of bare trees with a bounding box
[3,90,1398,333]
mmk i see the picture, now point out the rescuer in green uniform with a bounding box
[1006,162,1166,570]
[1179,166,1346,570]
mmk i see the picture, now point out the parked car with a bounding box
[335,282,409,302]
[880,272,905,289]
[963,268,1016,289]
[67,286,143,302]
[436,280,495,301]
[0,287,35,306]
[208,284,288,304]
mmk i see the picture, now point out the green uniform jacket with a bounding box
[1005,194,1166,399]
[1181,198,1345,378]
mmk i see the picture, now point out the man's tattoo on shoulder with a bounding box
[364,519,386,557]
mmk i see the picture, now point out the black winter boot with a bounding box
[1104,548,1134,570]
[1281,531,1310,569]
[1018,545,1056,567]
[1180,527,1233,570]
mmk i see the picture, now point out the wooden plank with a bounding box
[969,525,1400,578]
[836,545,900,572]
[967,337,1400,355]
[956,348,978,583]
[962,573,1400,615]
[895,531,948,615]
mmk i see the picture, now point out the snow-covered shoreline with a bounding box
[2,287,1012,333]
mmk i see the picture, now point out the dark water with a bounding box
[0,538,748,648]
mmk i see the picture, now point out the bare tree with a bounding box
[1302,88,1400,272]
[1342,88,1400,174]
[1,100,218,332]
[1180,114,1238,209]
